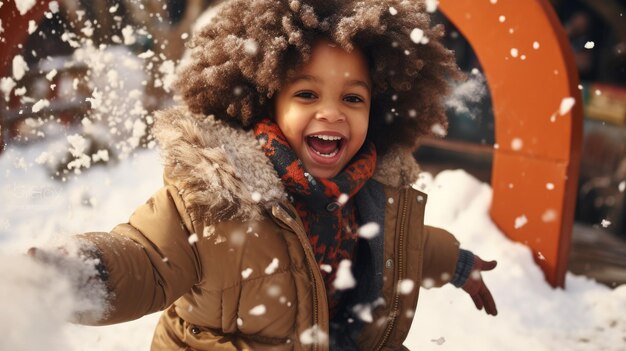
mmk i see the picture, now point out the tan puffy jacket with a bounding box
[76,107,461,350]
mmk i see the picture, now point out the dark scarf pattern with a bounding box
[253,119,376,314]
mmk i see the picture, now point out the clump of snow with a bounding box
[410,28,425,44]
[388,6,397,15]
[559,97,576,116]
[352,303,373,323]
[514,214,528,229]
[357,222,380,239]
[14,0,36,15]
[28,19,38,34]
[425,0,438,13]
[241,268,253,279]
[248,304,266,316]
[264,258,279,274]
[542,209,558,223]
[188,233,199,244]
[251,191,262,202]
[300,325,328,345]
[243,39,258,56]
[32,99,50,113]
[1,77,17,101]
[333,259,356,290]
[320,264,332,273]
[398,279,415,295]
[430,123,447,137]
[122,25,136,45]
[12,55,29,80]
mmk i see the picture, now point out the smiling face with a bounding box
[274,41,372,179]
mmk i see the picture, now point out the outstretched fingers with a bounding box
[480,285,498,316]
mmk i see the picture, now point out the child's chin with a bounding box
[305,164,342,179]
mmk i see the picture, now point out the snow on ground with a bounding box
[1,142,625,350]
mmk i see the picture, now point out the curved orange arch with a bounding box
[439,0,583,287]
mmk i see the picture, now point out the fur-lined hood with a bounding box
[152,106,421,223]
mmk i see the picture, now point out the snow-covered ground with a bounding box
[1,139,625,350]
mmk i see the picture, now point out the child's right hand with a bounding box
[460,255,498,316]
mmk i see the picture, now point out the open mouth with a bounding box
[306,134,345,158]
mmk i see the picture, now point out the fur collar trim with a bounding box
[152,107,421,222]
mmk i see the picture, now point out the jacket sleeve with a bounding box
[78,184,201,325]
[421,225,461,288]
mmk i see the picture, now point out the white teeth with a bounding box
[311,134,342,141]
[313,148,339,158]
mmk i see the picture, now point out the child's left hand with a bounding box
[461,255,498,316]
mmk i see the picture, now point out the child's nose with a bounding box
[315,103,346,123]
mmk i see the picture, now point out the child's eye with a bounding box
[294,91,317,100]
[344,95,364,103]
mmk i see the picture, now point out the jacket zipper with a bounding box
[272,204,324,351]
[293,217,323,351]
[375,189,409,351]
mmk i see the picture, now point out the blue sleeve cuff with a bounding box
[451,249,475,287]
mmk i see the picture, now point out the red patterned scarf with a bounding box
[254,119,376,315]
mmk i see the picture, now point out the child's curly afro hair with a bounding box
[175,0,461,156]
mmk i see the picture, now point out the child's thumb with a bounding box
[475,256,497,271]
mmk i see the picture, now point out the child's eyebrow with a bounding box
[291,75,371,92]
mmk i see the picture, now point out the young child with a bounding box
[29,0,497,349]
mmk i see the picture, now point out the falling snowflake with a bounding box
[188,234,199,245]
[251,191,262,202]
[264,258,279,275]
[510,48,519,58]
[388,6,397,15]
[241,268,253,279]
[533,41,540,50]
[584,41,595,49]
[618,181,625,192]
[14,0,36,15]
[358,222,380,239]
[542,209,557,223]
[249,304,266,316]
[333,260,356,290]
[511,138,523,151]
[300,325,328,345]
[546,183,555,190]
[410,28,424,44]
[425,0,438,13]
[398,279,415,295]
[320,264,332,273]
[31,99,50,113]
[601,219,611,228]
[12,55,29,81]
[514,215,528,229]
[559,97,576,115]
